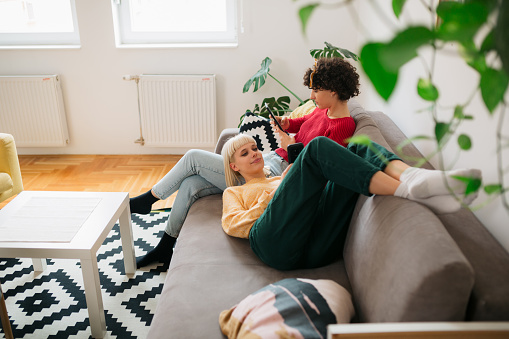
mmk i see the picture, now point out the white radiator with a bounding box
[0,75,69,147]
[138,74,216,148]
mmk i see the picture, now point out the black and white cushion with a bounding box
[239,112,280,153]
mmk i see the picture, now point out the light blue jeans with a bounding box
[152,149,288,237]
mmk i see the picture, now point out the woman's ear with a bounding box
[229,162,239,172]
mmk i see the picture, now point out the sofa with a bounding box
[148,100,509,338]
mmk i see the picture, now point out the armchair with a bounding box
[0,133,23,203]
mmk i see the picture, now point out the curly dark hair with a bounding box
[303,58,360,101]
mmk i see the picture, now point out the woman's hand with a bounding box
[281,164,292,180]
[272,116,290,131]
[276,128,295,151]
[268,165,292,198]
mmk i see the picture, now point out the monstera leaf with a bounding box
[238,96,291,127]
[257,96,291,118]
[310,42,359,60]
[243,57,272,93]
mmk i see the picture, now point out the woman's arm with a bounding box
[273,114,309,134]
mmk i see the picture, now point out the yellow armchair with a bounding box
[0,133,23,203]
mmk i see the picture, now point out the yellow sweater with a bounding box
[222,177,281,238]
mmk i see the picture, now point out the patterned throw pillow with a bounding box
[219,278,354,339]
[239,112,280,153]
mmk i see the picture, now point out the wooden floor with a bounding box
[0,154,184,210]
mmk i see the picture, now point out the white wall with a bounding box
[0,0,358,155]
[1,0,507,253]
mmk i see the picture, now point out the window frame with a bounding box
[0,0,81,49]
[111,0,238,48]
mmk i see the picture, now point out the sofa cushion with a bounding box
[219,278,354,338]
[289,100,316,119]
[214,128,240,154]
[0,173,13,193]
[0,133,23,203]
[350,109,393,152]
[239,112,280,153]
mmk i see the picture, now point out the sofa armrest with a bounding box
[214,128,240,155]
[344,195,474,322]
[0,133,23,203]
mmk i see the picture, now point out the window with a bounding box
[0,0,80,48]
[112,0,237,47]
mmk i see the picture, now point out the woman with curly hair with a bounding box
[131,57,360,269]
[272,57,359,160]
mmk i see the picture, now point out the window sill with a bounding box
[115,42,238,49]
[0,44,81,50]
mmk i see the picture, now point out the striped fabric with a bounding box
[219,278,354,339]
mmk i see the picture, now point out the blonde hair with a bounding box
[221,134,258,187]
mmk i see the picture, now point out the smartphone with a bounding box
[265,103,289,135]
[287,142,304,164]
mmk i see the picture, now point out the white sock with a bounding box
[394,182,478,214]
[394,182,409,198]
[412,195,463,214]
[400,167,482,199]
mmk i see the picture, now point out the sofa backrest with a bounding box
[344,100,475,322]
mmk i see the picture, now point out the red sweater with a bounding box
[275,107,356,162]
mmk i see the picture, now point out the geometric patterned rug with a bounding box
[0,211,170,339]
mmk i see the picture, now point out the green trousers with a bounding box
[249,136,401,270]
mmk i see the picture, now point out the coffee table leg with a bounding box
[118,204,136,275]
[81,257,106,338]
[1,282,14,339]
[32,258,47,272]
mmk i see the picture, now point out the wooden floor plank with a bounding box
[0,154,184,210]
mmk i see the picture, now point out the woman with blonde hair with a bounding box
[221,134,480,270]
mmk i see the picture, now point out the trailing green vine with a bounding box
[293,0,509,212]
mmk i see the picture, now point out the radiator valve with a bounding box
[134,137,145,146]
[123,75,140,81]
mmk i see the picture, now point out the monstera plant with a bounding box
[241,43,358,125]
[240,57,301,124]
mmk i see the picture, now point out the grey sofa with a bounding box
[148,100,509,338]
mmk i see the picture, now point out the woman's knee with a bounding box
[178,175,216,197]
[308,136,329,147]
[305,136,329,154]
[307,136,347,157]
[183,148,208,162]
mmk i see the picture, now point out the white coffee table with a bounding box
[0,191,136,338]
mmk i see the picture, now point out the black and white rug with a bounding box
[0,211,170,339]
